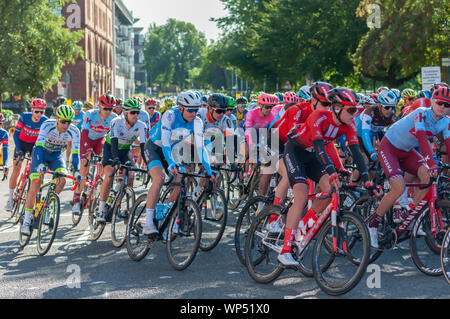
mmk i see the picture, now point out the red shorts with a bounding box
[378,137,425,180]
[80,136,105,160]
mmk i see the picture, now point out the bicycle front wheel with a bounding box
[199,188,227,251]
[441,227,450,284]
[313,211,370,296]
[12,178,30,225]
[166,199,202,271]
[88,191,106,241]
[111,187,135,248]
[126,194,151,261]
[36,194,60,256]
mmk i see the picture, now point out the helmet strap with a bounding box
[333,106,346,125]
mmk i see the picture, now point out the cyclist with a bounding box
[160,97,174,115]
[113,98,123,116]
[97,98,147,222]
[6,98,48,211]
[370,86,450,248]
[233,96,248,129]
[83,101,95,112]
[298,85,311,102]
[403,82,449,117]
[65,100,85,169]
[278,87,377,266]
[269,92,300,128]
[400,88,416,114]
[72,93,118,215]
[145,98,160,129]
[51,96,67,118]
[142,90,214,236]
[21,105,81,235]
[0,114,9,178]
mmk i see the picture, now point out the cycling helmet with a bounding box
[310,82,333,102]
[377,89,397,106]
[115,98,123,107]
[84,101,94,110]
[377,87,389,94]
[123,98,141,111]
[257,93,279,106]
[274,92,284,103]
[432,86,450,103]
[0,114,4,122]
[227,96,236,108]
[164,98,174,107]
[201,96,208,104]
[145,98,156,106]
[192,90,202,100]
[131,96,143,105]
[298,85,311,100]
[56,104,75,120]
[283,92,300,104]
[207,93,229,109]
[99,93,116,108]
[326,87,358,106]
[363,95,378,106]
[178,91,202,108]
[429,82,449,93]
[417,90,431,99]
[72,100,83,111]
[401,88,416,99]
[236,96,248,106]
[31,98,47,109]
[390,88,401,100]
[369,93,379,103]
[55,96,67,107]
[356,93,365,105]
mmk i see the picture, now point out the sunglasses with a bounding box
[59,120,72,125]
[319,100,331,107]
[344,106,358,115]
[102,107,113,112]
[263,105,275,110]
[147,107,155,110]
[383,105,395,111]
[183,107,199,114]
[128,111,140,115]
[33,110,44,114]
[435,100,450,108]
[214,108,227,114]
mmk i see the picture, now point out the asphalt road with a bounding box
[0,175,449,300]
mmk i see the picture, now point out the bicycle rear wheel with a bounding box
[244,207,284,284]
[12,178,30,224]
[166,199,202,271]
[88,191,106,241]
[18,213,32,248]
[126,194,151,261]
[199,188,227,251]
[36,194,60,256]
[441,227,450,284]
[111,187,135,248]
[313,211,370,296]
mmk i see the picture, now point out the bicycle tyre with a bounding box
[199,188,228,251]
[111,187,135,248]
[88,191,106,241]
[244,207,284,284]
[409,207,444,276]
[166,198,202,271]
[18,213,32,248]
[12,177,30,225]
[36,194,60,256]
[126,193,151,261]
[313,211,370,296]
[72,193,85,227]
[441,227,450,284]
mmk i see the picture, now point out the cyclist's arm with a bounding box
[160,111,178,170]
[244,111,255,147]
[325,142,344,172]
[346,123,369,181]
[70,126,81,172]
[13,116,24,152]
[414,111,436,168]
[194,118,212,175]
[0,133,9,165]
[360,112,376,155]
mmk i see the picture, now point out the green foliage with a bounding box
[144,19,207,90]
[0,0,84,102]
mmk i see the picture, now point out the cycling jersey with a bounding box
[269,104,287,128]
[13,112,48,149]
[34,119,81,174]
[244,107,277,147]
[0,128,9,166]
[385,107,450,168]
[355,105,395,155]
[271,102,312,144]
[148,108,212,174]
[149,111,160,128]
[105,116,147,150]
[72,111,85,131]
[81,109,117,140]
[402,98,432,117]
[138,109,151,130]
[232,108,248,128]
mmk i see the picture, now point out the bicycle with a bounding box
[18,170,78,256]
[441,227,450,284]
[227,164,261,211]
[89,162,140,248]
[365,172,450,276]
[72,152,103,226]
[244,187,371,296]
[10,156,32,225]
[126,170,205,271]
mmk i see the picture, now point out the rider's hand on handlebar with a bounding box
[428,165,438,178]
[329,172,341,190]
[339,169,352,183]
[365,182,383,197]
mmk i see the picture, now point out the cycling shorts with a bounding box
[14,140,35,160]
[143,140,169,173]
[80,136,105,160]
[378,136,425,180]
[283,140,325,187]
[102,142,134,167]
[30,148,66,180]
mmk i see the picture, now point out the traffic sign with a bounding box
[421,66,441,91]
[284,81,292,90]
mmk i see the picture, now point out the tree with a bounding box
[144,19,207,90]
[0,0,84,108]
[353,0,450,88]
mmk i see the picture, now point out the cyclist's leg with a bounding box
[273,158,289,205]
[98,143,116,218]
[402,149,430,206]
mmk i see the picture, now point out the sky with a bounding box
[122,0,228,41]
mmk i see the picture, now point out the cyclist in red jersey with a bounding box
[402,82,448,117]
[277,87,379,266]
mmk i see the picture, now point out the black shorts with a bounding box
[102,142,134,167]
[144,140,169,173]
[14,141,35,160]
[283,140,326,187]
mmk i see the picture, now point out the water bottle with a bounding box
[155,202,164,220]
[162,202,173,219]
[295,220,306,242]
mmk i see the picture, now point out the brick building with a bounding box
[46,0,115,105]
